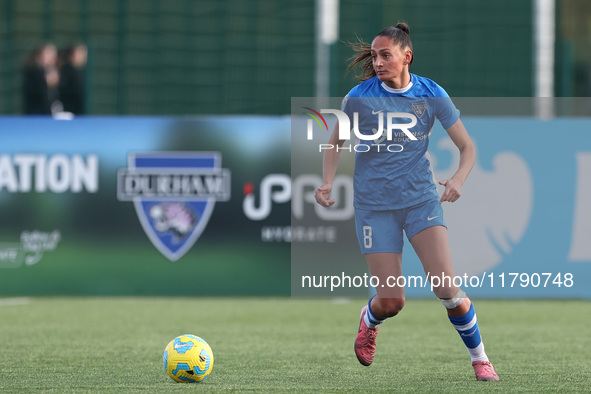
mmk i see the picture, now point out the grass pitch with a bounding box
[0,297,589,392]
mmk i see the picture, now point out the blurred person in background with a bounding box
[58,43,87,115]
[22,43,60,115]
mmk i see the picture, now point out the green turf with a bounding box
[0,298,589,392]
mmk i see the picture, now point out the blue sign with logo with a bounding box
[117,152,231,261]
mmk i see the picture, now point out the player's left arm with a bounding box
[439,118,476,203]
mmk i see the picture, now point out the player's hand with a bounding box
[439,178,463,204]
[315,184,336,207]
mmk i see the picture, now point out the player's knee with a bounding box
[377,297,405,317]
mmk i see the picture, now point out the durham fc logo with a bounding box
[117,152,230,261]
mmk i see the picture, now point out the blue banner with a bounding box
[1,114,590,297]
[0,116,291,296]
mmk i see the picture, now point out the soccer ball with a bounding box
[163,334,214,383]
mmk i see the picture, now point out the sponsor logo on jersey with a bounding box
[117,152,230,261]
[411,101,428,118]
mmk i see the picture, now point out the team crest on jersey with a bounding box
[411,101,428,118]
[117,152,230,261]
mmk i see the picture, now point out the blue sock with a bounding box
[448,303,488,362]
[364,296,386,328]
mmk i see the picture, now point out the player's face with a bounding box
[371,36,411,85]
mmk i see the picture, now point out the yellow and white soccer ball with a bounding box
[163,334,214,383]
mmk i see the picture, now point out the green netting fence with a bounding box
[3,0,580,115]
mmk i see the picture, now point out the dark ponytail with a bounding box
[346,23,414,81]
[394,22,410,36]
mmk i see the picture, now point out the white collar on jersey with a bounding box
[380,81,413,94]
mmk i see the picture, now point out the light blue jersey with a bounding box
[343,74,460,210]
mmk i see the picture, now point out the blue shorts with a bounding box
[355,197,446,254]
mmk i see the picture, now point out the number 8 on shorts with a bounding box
[363,225,373,249]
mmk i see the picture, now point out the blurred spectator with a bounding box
[22,43,60,115]
[58,43,87,115]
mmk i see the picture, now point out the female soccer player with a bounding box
[314,23,499,381]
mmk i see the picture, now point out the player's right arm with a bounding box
[315,122,346,207]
